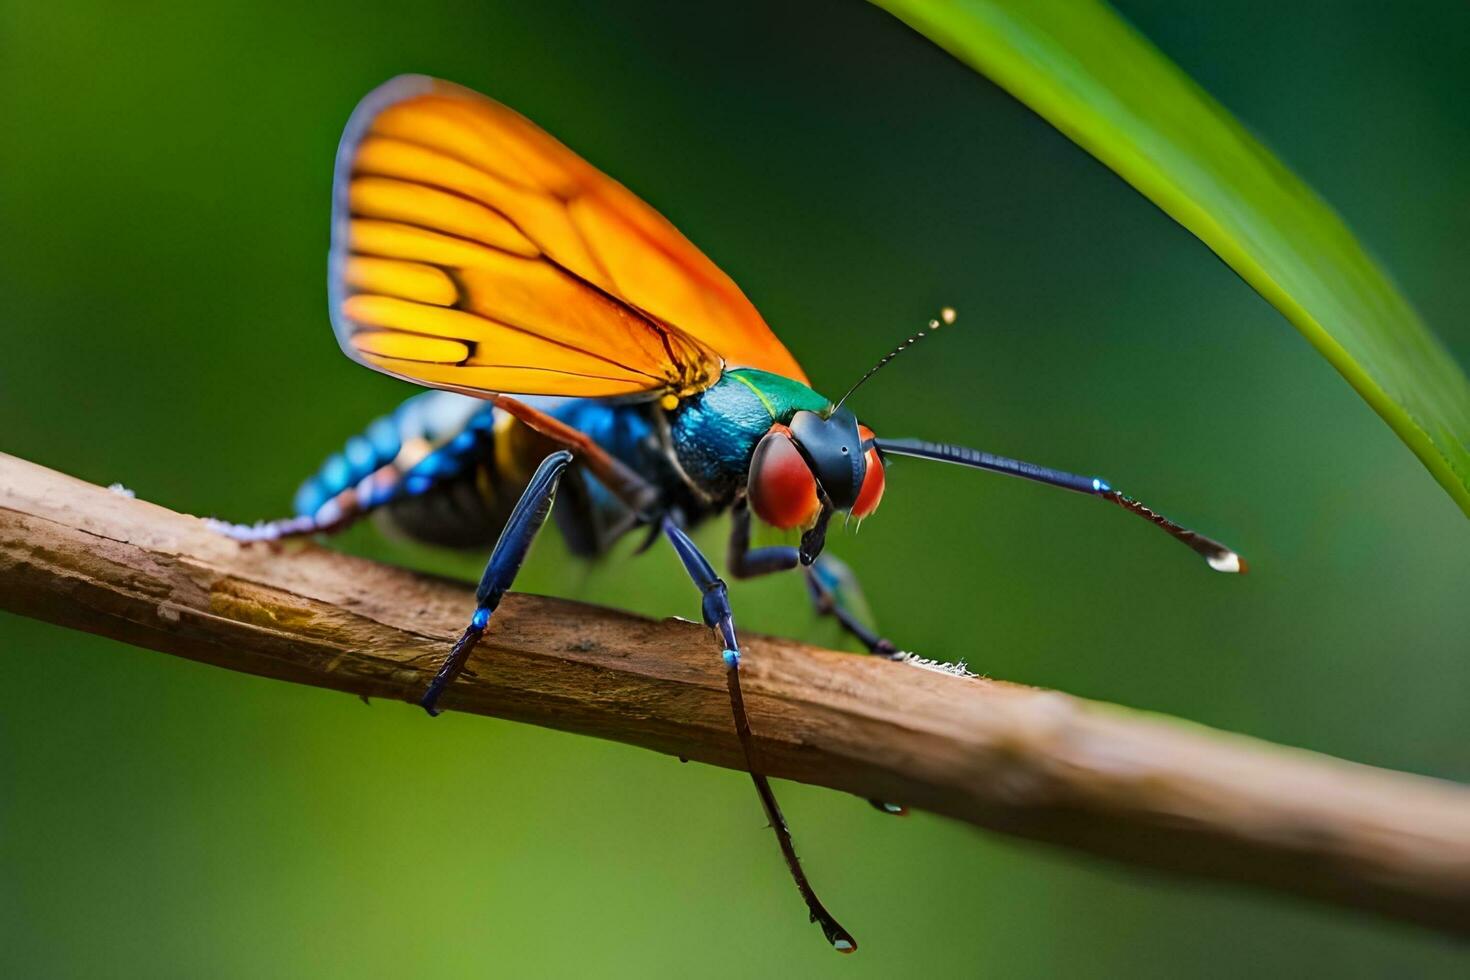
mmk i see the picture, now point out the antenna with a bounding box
[831,307,956,413]
[873,436,1247,574]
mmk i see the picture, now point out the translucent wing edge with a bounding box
[329,76,430,386]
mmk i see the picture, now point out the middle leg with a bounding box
[663,516,856,953]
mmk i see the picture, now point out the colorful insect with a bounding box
[210,75,1246,953]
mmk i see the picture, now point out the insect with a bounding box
[209,75,1246,953]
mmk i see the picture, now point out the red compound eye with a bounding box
[851,425,885,519]
[748,424,821,530]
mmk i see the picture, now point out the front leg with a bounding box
[727,498,801,579]
[420,450,572,716]
[728,499,901,657]
[803,557,900,659]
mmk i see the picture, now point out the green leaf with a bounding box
[872,0,1470,516]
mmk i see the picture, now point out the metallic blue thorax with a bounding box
[670,369,829,502]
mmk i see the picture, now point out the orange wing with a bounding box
[328,75,807,401]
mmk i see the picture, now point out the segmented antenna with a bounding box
[832,307,956,413]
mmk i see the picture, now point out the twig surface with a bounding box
[1,452,1467,936]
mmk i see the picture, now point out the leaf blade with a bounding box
[873,0,1470,515]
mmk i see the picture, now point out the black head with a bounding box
[787,407,866,511]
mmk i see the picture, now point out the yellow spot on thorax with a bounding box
[660,392,680,411]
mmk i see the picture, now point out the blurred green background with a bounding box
[2,1,1468,976]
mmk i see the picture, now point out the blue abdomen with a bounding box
[293,392,671,555]
[292,392,489,520]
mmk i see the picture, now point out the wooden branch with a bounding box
[2,451,1468,937]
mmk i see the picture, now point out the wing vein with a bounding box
[329,77,805,403]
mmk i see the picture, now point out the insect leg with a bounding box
[420,450,573,716]
[803,557,900,658]
[727,501,899,657]
[662,516,856,954]
[726,501,906,816]
[726,498,801,578]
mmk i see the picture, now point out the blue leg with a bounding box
[803,558,900,658]
[726,500,802,579]
[662,516,856,954]
[420,450,573,716]
[728,500,900,657]
[727,501,907,818]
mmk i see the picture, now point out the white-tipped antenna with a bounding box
[832,307,956,413]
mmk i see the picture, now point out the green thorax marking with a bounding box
[725,369,829,422]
